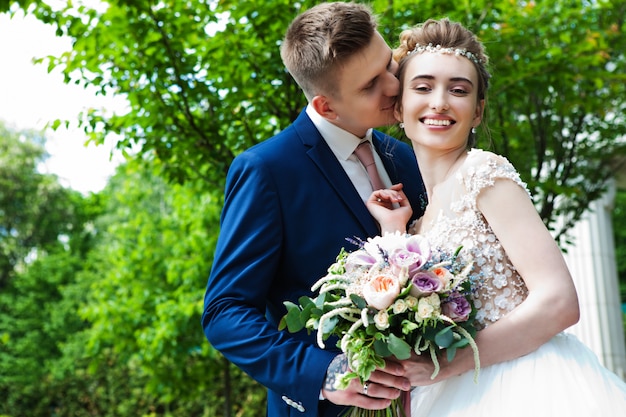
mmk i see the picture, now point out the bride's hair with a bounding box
[394,18,490,101]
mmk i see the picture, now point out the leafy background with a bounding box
[0,0,625,416]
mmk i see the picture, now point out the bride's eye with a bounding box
[412,84,431,93]
[450,87,469,95]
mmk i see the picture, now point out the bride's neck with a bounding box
[417,148,467,197]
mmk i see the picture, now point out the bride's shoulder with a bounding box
[463,149,520,178]
[463,148,529,194]
[465,148,513,169]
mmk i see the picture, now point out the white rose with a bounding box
[392,299,408,314]
[374,310,390,330]
[416,294,441,320]
[405,295,418,310]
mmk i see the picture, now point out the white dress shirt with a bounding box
[306,105,392,202]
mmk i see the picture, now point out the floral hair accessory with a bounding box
[408,42,485,65]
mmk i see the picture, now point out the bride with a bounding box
[368,18,626,416]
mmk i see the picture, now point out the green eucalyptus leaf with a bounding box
[350,293,367,309]
[321,315,339,334]
[388,333,411,360]
[374,338,392,357]
[281,304,304,333]
[434,326,455,348]
[446,346,458,363]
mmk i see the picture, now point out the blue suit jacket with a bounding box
[202,109,426,416]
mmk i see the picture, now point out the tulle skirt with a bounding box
[411,332,626,416]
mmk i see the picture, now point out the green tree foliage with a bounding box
[75,159,265,416]
[0,122,105,415]
[10,0,625,246]
[0,123,83,288]
[16,0,317,186]
[0,123,103,414]
[0,252,94,416]
[3,0,626,415]
[0,125,266,415]
[613,188,626,297]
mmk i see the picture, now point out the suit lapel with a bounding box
[293,111,380,237]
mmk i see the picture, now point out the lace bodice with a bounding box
[412,149,530,329]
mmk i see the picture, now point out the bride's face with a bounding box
[396,52,484,152]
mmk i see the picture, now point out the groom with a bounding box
[202,2,426,416]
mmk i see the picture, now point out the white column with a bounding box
[563,180,626,379]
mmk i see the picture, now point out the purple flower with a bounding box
[409,271,443,297]
[442,292,472,322]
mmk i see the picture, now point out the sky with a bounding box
[0,11,126,194]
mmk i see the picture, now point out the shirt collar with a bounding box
[306,105,373,161]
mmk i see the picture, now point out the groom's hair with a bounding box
[280,2,378,101]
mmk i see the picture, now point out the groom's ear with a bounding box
[311,95,338,121]
[394,108,403,124]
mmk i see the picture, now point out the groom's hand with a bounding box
[321,354,411,409]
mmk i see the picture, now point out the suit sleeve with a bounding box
[202,151,337,415]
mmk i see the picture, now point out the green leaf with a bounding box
[298,296,315,308]
[350,293,367,309]
[374,338,392,357]
[401,319,419,334]
[399,283,412,297]
[387,333,411,360]
[366,323,379,336]
[300,303,314,322]
[450,337,470,349]
[280,302,304,333]
[434,326,455,348]
[315,293,327,308]
[446,346,458,363]
[321,315,339,334]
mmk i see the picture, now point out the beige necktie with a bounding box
[354,141,386,191]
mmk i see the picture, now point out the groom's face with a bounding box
[324,32,399,138]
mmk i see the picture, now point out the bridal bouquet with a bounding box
[279,232,480,417]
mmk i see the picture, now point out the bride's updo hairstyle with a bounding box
[393,19,491,147]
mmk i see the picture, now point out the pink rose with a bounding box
[362,274,401,310]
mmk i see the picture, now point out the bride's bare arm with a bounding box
[402,179,579,385]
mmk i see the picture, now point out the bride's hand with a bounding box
[366,183,413,234]
[395,352,452,387]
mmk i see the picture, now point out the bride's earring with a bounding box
[399,122,405,129]
[471,127,476,134]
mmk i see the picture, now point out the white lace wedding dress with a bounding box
[410,149,626,416]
